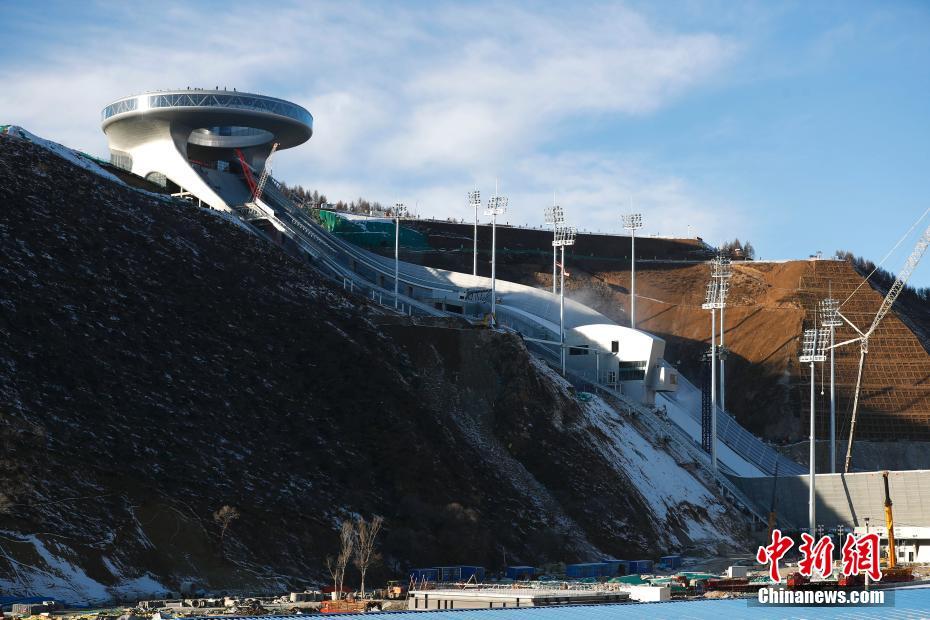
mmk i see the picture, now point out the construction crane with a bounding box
[883,470,896,569]
[253,142,279,203]
[836,219,930,473]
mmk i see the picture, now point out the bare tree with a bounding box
[336,520,354,596]
[325,555,338,594]
[352,515,384,597]
[213,505,240,545]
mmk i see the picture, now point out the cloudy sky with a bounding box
[2,1,929,283]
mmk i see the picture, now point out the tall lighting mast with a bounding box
[393,202,408,310]
[714,255,732,414]
[553,224,576,375]
[701,272,725,473]
[544,205,564,295]
[819,298,841,473]
[622,212,643,329]
[485,191,507,325]
[800,325,828,534]
[469,189,481,276]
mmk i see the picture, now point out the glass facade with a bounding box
[102,92,312,127]
[101,98,137,120]
[618,360,648,382]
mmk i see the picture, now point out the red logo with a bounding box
[756,529,794,582]
[798,533,834,579]
[841,532,881,581]
[756,530,883,582]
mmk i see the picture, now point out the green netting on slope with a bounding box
[318,210,431,249]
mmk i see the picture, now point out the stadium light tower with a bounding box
[544,204,565,295]
[621,212,643,328]
[393,202,408,310]
[469,189,481,276]
[701,276,725,473]
[553,224,577,375]
[800,325,828,534]
[819,297,842,473]
[485,192,507,324]
[713,255,733,415]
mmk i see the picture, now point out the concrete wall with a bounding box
[730,469,930,529]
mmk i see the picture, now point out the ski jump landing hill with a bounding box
[97,90,927,531]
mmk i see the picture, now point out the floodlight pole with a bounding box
[631,226,637,328]
[553,240,558,296]
[560,244,566,375]
[710,307,717,473]
[809,356,816,535]
[470,190,480,276]
[393,203,406,309]
[622,212,643,329]
[485,190,506,326]
[830,324,836,473]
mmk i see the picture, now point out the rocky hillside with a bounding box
[0,132,748,603]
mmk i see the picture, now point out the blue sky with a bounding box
[1,1,929,285]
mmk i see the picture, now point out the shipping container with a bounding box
[433,565,485,582]
[505,565,536,581]
[628,560,654,574]
[566,562,610,579]
[602,560,629,576]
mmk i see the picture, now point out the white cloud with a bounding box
[0,1,743,239]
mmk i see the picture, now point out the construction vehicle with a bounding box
[384,580,407,600]
[836,215,930,472]
[878,471,916,582]
[767,462,779,537]
[883,471,897,569]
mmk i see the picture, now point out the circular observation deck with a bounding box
[101,89,313,150]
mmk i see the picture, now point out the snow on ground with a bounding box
[0,535,166,605]
[4,127,125,186]
[580,395,732,544]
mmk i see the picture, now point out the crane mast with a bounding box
[843,221,930,472]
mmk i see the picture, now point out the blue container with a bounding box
[628,560,654,574]
[409,568,439,582]
[566,562,610,579]
[434,565,485,582]
[602,559,629,576]
[506,565,536,580]
[659,555,682,570]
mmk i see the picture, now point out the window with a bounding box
[611,340,619,353]
[618,360,648,381]
[569,345,589,356]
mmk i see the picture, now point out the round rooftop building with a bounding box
[101,89,312,210]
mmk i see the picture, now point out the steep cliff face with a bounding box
[0,132,747,603]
